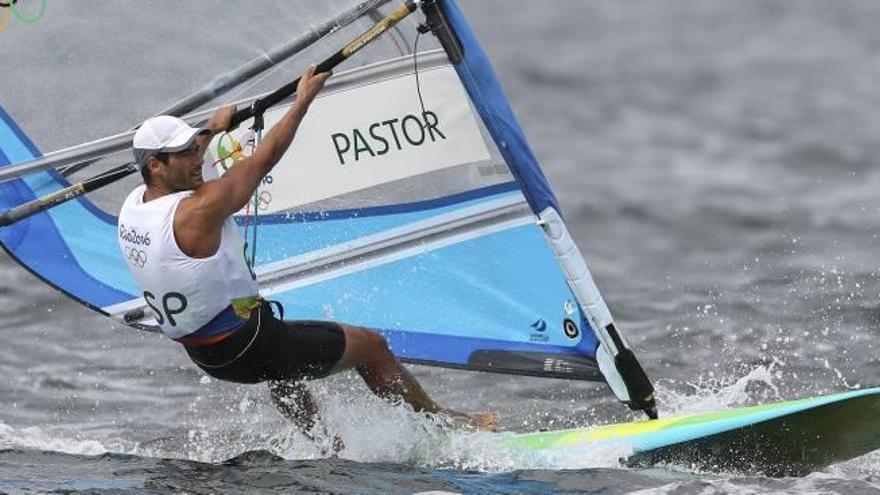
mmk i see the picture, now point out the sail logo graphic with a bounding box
[214,131,254,172]
[330,110,446,165]
[530,318,548,342]
[530,318,580,342]
[0,0,46,34]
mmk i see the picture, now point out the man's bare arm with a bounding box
[195,105,237,155]
[194,65,330,225]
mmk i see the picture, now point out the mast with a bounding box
[426,0,658,418]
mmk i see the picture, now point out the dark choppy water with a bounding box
[3,0,880,493]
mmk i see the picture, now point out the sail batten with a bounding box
[258,193,533,287]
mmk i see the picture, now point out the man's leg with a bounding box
[268,380,344,452]
[268,379,319,432]
[330,325,498,431]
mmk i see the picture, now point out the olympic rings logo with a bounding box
[258,190,273,210]
[125,246,147,268]
[0,0,46,34]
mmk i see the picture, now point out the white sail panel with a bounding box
[213,61,491,214]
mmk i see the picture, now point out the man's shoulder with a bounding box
[173,189,224,229]
[118,185,146,216]
[119,186,193,219]
[125,184,147,201]
[175,180,231,221]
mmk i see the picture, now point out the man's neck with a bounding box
[142,183,177,203]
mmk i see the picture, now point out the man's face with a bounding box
[150,143,205,191]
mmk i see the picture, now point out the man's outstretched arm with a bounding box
[193,64,330,227]
[194,105,237,156]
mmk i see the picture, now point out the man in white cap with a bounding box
[117,65,496,448]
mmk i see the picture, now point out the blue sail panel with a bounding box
[245,183,521,264]
[264,220,601,379]
[441,0,558,216]
[0,106,137,311]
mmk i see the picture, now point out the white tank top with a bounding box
[117,185,259,339]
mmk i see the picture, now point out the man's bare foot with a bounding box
[467,411,500,431]
[440,409,500,432]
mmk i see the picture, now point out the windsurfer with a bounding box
[116,65,498,446]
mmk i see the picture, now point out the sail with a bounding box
[0,0,655,414]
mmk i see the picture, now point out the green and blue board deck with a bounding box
[504,387,880,476]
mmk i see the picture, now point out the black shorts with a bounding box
[184,302,346,384]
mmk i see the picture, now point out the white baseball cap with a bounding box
[132,115,209,167]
